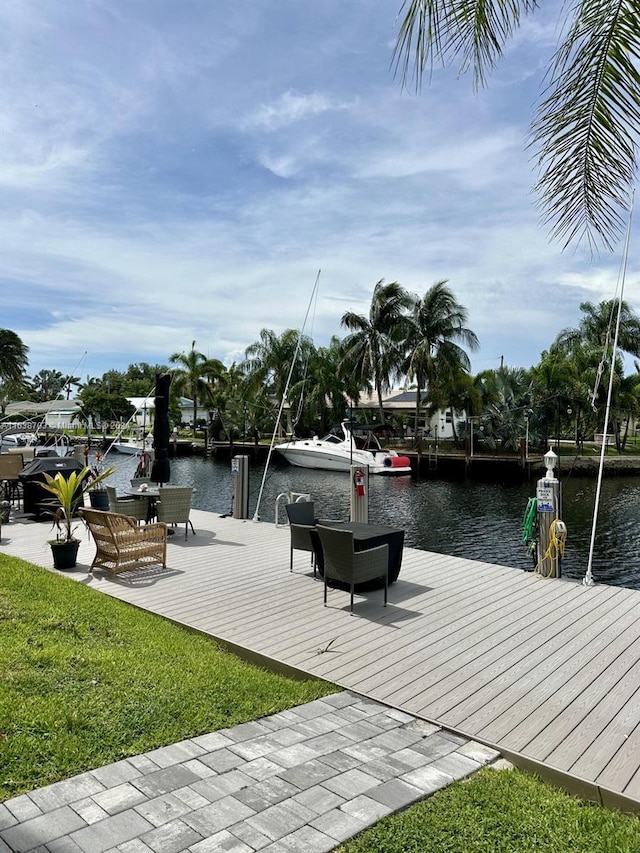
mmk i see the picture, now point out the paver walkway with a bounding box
[0,691,501,853]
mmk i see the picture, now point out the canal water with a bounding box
[106,453,640,590]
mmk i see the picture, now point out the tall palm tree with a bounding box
[169,341,225,438]
[393,0,640,251]
[0,329,29,383]
[556,299,640,359]
[403,281,479,436]
[341,280,412,422]
[63,375,82,399]
[296,336,352,434]
[243,329,314,435]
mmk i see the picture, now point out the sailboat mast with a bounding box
[252,270,321,521]
[583,193,634,586]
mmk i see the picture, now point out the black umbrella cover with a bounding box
[151,372,171,485]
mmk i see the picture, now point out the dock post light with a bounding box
[544,447,558,479]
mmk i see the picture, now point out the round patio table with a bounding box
[123,486,160,524]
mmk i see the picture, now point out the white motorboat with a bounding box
[111,436,153,456]
[274,421,411,475]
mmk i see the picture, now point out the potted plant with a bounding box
[39,464,114,570]
[87,452,111,510]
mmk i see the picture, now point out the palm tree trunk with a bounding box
[414,386,421,438]
[449,407,458,443]
[376,381,385,424]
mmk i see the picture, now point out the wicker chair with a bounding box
[105,485,149,522]
[130,477,152,488]
[316,524,388,614]
[0,452,24,505]
[80,508,167,575]
[156,486,195,538]
[285,501,317,577]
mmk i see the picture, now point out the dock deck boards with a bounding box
[2,508,639,811]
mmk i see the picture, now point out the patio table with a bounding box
[123,486,160,523]
[310,520,405,590]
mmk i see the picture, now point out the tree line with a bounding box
[1,282,639,452]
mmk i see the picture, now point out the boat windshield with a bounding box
[321,434,343,444]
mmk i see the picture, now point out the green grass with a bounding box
[0,553,335,800]
[338,767,640,853]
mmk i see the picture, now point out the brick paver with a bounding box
[0,692,501,852]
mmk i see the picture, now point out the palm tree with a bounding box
[63,375,82,399]
[29,369,66,402]
[341,280,412,422]
[556,299,640,360]
[403,281,479,437]
[613,366,640,450]
[169,341,225,438]
[393,0,640,251]
[296,336,352,434]
[243,329,314,435]
[0,329,29,384]
[428,365,482,445]
[552,299,640,446]
[475,366,534,451]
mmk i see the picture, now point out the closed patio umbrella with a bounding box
[151,373,171,485]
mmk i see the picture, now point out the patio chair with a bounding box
[1,452,25,506]
[156,486,195,538]
[130,477,152,488]
[316,524,388,614]
[285,501,318,577]
[80,507,167,575]
[105,485,149,523]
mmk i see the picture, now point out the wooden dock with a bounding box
[2,508,639,813]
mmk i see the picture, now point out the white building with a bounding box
[354,390,461,440]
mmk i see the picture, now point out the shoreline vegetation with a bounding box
[1,554,639,852]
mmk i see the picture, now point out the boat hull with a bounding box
[274,442,411,475]
[112,443,143,455]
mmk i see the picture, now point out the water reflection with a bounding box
[105,452,640,589]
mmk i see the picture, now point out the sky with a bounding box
[1,0,639,388]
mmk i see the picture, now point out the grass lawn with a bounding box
[0,553,335,800]
[338,766,640,853]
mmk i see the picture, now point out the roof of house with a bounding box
[5,400,81,415]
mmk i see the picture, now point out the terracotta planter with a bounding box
[50,539,81,570]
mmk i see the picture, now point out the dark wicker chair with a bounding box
[285,501,317,577]
[316,524,388,614]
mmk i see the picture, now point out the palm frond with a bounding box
[530,0,640,251]
[393,0,537,90]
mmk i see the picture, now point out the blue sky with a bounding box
[2,0,638,386]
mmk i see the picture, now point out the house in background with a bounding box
[127,396,199,428]
[4,400,83,431]
[353,390,460,441]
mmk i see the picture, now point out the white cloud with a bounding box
[245,90,350,132]
[1,0,637,384]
